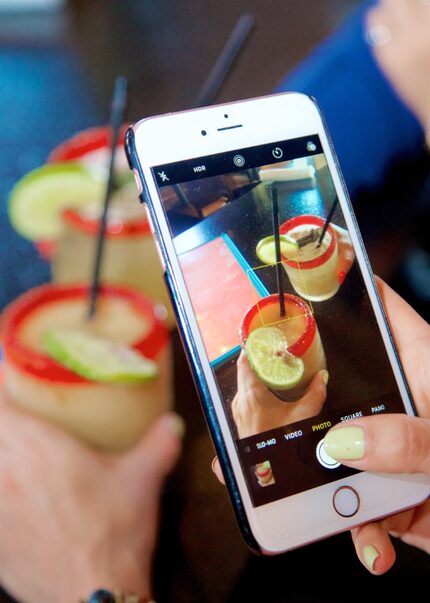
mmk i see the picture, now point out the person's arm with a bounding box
[0,398,184,603]
[275,1,426,198]
[231,350,328,438]
[365,0,430,138]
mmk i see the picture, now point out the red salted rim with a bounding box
[279,215,336,269]
[62,208,151,238]
[255,466,272,478]
[1,284,169,384]
[240,293,316,358]
[47,124,129,163]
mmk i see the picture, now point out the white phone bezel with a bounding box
[131,92,429,553]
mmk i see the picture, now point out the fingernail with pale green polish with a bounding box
[363,545,380,572]
[321,370,329,385]
[323,426,365,460]
[165,413,186,438]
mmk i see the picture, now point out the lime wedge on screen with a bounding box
[43,329,158,384]
[245,326,304,390]
[8,162,106,241]
[256,234,299,265]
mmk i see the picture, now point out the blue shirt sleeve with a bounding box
[275,1,425,199]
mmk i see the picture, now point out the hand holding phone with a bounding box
[125,92,430,555]
[232,349,328,438]
[213,275,430,572]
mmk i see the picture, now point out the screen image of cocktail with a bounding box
[280,215,340,301]
[240,293,326,402]
[257,215,340,302]
[1,284,171,453]
[254,461,275,487]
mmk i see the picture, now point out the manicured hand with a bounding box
[0,396,183,603]
[212,349,328,484]
[231,350,328,438]
[324,276,430,574]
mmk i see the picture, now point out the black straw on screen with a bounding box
[88,76,128,320]
[271,185,286,318]
[317,195,338,248]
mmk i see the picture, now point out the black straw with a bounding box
[88,76,128,319]
[194,13,255,108]
[271,185,285,318]
[317,195,338,248]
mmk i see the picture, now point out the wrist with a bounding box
[75,559,152,603]
[81,590,155,603]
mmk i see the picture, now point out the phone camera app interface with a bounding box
[153,136,406,507]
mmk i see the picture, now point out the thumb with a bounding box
[324,414,430,474]
[118,412,184,495]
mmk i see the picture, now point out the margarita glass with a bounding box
[47,125,175,326]
[279,215,339,302]
[0,284,171,452]
[240,293,326,400]
[51,199,174,326]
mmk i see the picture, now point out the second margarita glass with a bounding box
[240,293,326,400]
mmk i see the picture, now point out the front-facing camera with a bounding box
[201,130,207,136]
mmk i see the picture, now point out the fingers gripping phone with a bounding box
[125,93,429,554]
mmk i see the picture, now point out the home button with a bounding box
[333,486,360,517]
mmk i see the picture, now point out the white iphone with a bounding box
[125,92,429,554]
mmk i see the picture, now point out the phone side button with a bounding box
[142,205,166,271]
[332,486,360,518]
[143,204,155,235]
[132,168,143,195]
[153,238,166,272]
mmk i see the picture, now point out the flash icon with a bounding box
[158,171,169,182]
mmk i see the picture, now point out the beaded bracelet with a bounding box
[82,589,156,603]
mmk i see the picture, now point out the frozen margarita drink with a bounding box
[279,215,339,301]
[1,284,171,452]
[51,192,174,326]
[48,125,175,326]
[7,124,174,327]
[240,293,326,401]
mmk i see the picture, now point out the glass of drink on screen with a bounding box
[240,293,326,401]
[279,215,339,302]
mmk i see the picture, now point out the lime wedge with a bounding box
[245,326,304,390]
[8,162,106,241]
[43,329,158,384]
[256,234,299,264]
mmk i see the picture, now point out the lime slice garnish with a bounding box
[256,234,299,264]
[43,328,158,384]
[245,326,304,390]
[8,162,106,241]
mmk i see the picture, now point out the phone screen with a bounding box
[151,135,406,507]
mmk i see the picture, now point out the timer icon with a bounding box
[272,147,283,159]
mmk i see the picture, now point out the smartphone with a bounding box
[125,92,429,554]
